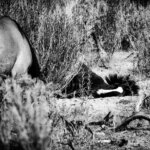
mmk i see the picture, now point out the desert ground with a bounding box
[0,1,150,150]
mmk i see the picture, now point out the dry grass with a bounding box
[115,1,150,77]
[0,76,97,150]
[0,0,150,150]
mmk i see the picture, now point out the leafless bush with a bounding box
[115,1,150,76]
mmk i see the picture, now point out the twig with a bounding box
[115,111,150,132]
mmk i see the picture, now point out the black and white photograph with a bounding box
[0,0,150,149]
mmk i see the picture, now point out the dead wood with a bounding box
[115,111,150,132]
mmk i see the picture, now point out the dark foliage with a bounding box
[130,0,150,8]
[121,36,130,51]
[28,45,41,79]
[0,139,24,150]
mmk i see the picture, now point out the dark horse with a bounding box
[61,64,139,98]
[0,16,40,78]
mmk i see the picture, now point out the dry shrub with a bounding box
[0,76,64,150]
[37,5,80,84]
[1,0,150,79]
[0,0,113,84]
[0,76,95,150]
[0,0,81,85]
[115,1,150,76]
